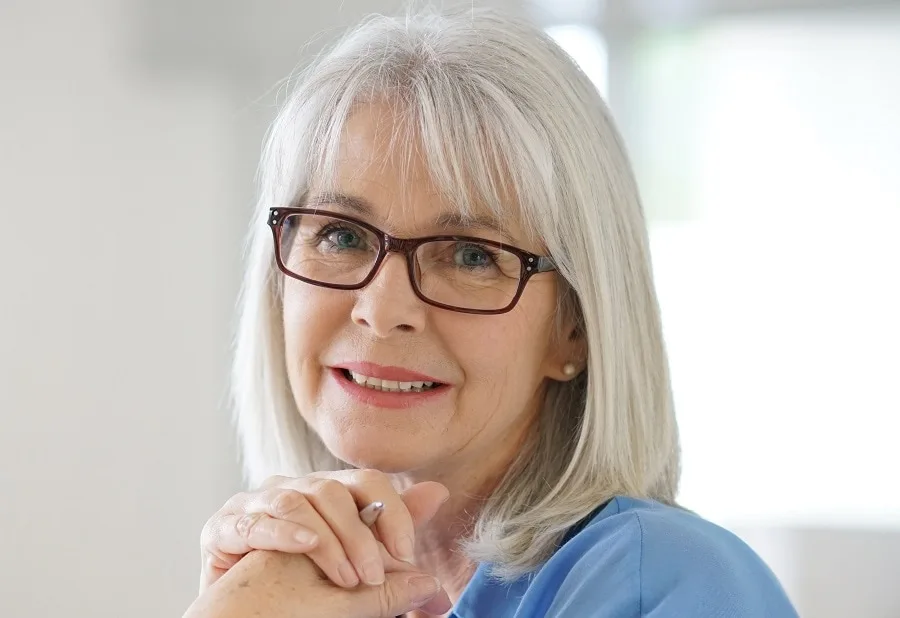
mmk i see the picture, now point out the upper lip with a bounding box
[333,361,445,384]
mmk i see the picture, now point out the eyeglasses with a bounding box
[268,207,557,314]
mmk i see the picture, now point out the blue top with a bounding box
[451,497,799,617]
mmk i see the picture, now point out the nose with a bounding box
[350,252,427,336]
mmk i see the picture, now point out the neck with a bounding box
[390,423,536,609]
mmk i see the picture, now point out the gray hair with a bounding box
[233,5,680,580]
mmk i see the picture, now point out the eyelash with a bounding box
[316,222,367,244]
[303,217,507,269]
[457,243,500,265]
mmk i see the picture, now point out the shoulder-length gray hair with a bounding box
[233,5,680,580]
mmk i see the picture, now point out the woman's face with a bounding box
[283,103,579,477]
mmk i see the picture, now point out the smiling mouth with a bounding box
[339,368,443,393]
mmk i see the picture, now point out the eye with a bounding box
[331,229,361,249]
[454,243,496,268]
[318,223,365,250]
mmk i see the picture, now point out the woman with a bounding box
[184,7,799,618]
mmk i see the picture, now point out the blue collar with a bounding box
[451,500,615,618]
[450,562,532,618]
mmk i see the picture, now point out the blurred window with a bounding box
[557,8,900,527]
[546,24,609,98]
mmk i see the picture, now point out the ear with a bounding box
[542,317,587,382]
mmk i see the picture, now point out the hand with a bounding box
[184,548,450,618]
[199,471,450,593]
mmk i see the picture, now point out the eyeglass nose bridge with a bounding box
[370,233,424,290]
[364,234,437,313]
[381,233,422,257]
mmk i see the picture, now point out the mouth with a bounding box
[338,368,444,393]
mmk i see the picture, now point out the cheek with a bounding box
[449,313,548,403]
[283,282,347,337]
[282,283,349,399]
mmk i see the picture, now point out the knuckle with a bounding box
[270,489,306,519]
[203,553,220,572]
[200,510,229,547]
[309,534,341,561]
[350,468,385,486]
[199,522,214,547]
[260,474,289,489]
[222,491,251,511]
[200,515,220,544]
[375,580,401,615]
[310,477,345,498]
[235,512,264,539]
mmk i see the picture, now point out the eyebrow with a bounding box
[302,191,516,242]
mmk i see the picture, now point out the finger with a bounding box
[306,469,415,565]
[374,542,452,615]
[215,512,319,555]
[348,571,452,618]
[347,469,420,564]
[217,477,291,514]
[251,487,369,588]
[308,472,449,565]
[204,489,324,558]
[199,553,230,593]
[366,480,451,565]
[210,492,362,590]
[219,485,302,517]
[303,477,386,587]
[375,539,416,573]
[259,474,291,490]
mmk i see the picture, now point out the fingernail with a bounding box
[359,558,384,586]
[294,529,317,545]
[338,560,359,587]
[395,534,415,562]
[408,575,441,607]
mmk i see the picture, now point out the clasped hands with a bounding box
[183,470,453,618]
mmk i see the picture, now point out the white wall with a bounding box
[0,1,242,615]
[733,525,900,618]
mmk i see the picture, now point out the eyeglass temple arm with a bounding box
[535,256,557,273]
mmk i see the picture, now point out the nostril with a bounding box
[351,313,416,334]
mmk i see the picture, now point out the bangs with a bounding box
[283,58,559,248]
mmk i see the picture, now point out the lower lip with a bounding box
[329,368,450,409]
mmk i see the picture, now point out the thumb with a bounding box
[400,481,450,529]
[349,571,452,618]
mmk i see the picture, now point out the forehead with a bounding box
[312,101,530,241]
[337,105,442,215]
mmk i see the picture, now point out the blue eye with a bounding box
[330,229,361,248]
[317,223,365,250]
[454,244,495,268]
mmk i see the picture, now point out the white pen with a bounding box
[360,501,415,618]
[359,501,384,526]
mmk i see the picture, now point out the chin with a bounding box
[324,434,425,473]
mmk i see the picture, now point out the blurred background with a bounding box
[1,0,898,616]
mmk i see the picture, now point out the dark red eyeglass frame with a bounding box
[267,207,557,315]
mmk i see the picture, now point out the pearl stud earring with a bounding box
[562,362,577,377]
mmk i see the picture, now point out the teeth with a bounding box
[346,370,438,393]
[364,376,382,388]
